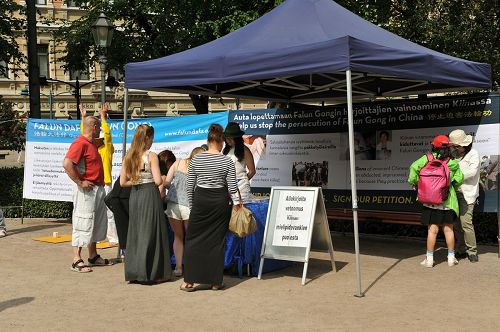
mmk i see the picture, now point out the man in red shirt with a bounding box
[63,116,114,273]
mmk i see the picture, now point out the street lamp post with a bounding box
[92,13,114,106]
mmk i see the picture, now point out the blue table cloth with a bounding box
[169,201,291,277]
[224,201,292,276]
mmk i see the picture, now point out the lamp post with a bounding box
[92,13,114,106]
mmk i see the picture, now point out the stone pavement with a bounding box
[1,218,499,331]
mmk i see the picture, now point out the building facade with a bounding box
[0,0,267,120]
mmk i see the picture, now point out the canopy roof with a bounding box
[125,0,491,102]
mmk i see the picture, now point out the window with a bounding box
[67,0,78,7]
[37,45,49,78]
[70,69,89,80]
[0,60,7,78]
[36,0,47,5]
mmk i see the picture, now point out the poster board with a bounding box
[257,186,335,285]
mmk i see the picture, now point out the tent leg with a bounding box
[122,88,129,160]
[497,211,499,258]
[346,70,363,298]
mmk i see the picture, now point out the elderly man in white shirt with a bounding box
[449,129,480,263]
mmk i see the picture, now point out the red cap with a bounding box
[431,135,450,148]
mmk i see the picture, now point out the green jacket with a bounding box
[408,152,464,217]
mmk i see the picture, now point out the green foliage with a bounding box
[0,167,72,218]
[53,0,282,75]
[0,0,25,77]
[0,96,26,152]
[336,0,500,89]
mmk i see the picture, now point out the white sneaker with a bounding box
[420,257,433,268]
[447,255,458,266]
[0,229,6,238]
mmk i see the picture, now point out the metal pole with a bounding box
[346,70,363,297]
[75,77,81,120]
[100,55,107,105]
[122,88,129,159]
[49,89,53,119]
[26,0,41,118]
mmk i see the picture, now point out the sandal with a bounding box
[71,259,92,273]
[179,283,196,292]
[211,283,225,291]
[88,254,114,266]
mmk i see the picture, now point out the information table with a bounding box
[168,200,292,277]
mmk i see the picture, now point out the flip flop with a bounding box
[71,259,92,273]
[88,254,114,266]
[179,284,196,292]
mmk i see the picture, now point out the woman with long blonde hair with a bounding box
[120,124,172,283]
[164,146,205,277]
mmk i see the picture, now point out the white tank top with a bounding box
[226,148,247,180]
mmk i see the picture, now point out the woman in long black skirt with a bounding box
[120,124,172,283]
[181,124,238,291]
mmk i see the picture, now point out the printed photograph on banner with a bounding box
[243,135,267,162]
[339,131,376,160]
[272,190,315,247]
[480,155,499,191]
[375,130,393,160]
[291,161,328,188]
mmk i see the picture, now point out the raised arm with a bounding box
[100,103,112,145]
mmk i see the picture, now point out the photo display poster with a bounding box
[24,93,499,212]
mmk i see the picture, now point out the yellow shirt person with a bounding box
[80,104,114,186]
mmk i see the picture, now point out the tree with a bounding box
[0,0,24,77]
[53,0,284,113]
[336,0,499,89]
[55,0,498,107]
[0,97,26,152]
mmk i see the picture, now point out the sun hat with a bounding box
[223,122,245,138]
[449,129,473,147]
[431,135,450,148]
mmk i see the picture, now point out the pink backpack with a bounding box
[417,153,450,205]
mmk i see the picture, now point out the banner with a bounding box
[229,93,499,212]
[23,112,228,202]
[23,93,499,212]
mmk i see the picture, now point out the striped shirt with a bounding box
[187,152,238,206]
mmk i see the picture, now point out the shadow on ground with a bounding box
[0,297,35,313]
[7,223,68,236]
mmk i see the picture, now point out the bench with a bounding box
[327,208,421,225]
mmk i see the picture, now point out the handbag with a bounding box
[229,190,257,237]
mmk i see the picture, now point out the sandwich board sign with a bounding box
[257,186,336,285]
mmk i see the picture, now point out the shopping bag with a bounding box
[229,191,257,237]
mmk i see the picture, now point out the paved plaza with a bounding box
[1,218,499,331]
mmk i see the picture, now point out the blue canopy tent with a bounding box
[124,0,492,296]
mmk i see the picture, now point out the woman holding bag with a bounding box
[181,124,238,291]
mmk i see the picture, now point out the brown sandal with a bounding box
[71,259,92,273]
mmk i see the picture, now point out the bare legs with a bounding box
[169,218,188,273]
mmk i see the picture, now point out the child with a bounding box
[408,135,464,267]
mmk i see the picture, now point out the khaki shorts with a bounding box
[72,185,108,247]
[166,202,190,220]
